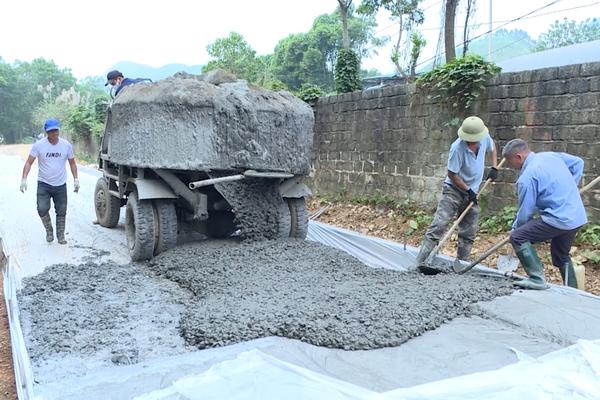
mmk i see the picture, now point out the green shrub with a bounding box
[334,48,362,94]
[575,224,600,246]
[416,55,501,111]
[296,84,326,106]
[479,206,517,234]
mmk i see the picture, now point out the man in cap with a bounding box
[503,138,587,290]
[20,118,80,245]
[415,116,498,273]
[105,70,151,97]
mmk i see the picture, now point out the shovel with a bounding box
[454,174,600,275]
[419,158,506,275]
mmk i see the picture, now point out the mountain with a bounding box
[108,61,204,82]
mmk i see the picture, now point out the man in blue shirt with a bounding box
[105,70,152,97]
[416,116,498,274]
[503,138,587,290]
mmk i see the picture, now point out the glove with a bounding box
[20,179,27,193]
[467,188,478,204]
[74,179,80,193]
[486,167,498,182]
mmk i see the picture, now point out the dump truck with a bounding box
[94,71,314,261]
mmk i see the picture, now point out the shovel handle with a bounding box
[425,158,506,264]
[457,173,600,274]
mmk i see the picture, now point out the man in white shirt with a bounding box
[20,119,80,244]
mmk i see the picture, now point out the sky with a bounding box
[1,0,598,79]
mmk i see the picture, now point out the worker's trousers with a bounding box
[424,184,480,260]
[37,181,67,218]
[510,219,581,267]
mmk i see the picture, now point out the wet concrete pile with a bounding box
[18,239,513,378]
[148,239,514,350]
[103,70,314,174]
[18,261,192,370]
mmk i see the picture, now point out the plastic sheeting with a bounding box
[2,205,600,399]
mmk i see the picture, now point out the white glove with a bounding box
[74,179,80,193]
[20,179,27,193]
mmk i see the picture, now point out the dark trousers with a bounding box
[37,181,67,218]
[510,219,579,267]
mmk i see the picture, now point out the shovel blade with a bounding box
[498,254,520,273]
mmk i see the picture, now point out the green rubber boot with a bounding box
[40,214,54,243]
[514,242,549,290]
[558,260,578,288]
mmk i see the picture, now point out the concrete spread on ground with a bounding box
[17,237,512,385]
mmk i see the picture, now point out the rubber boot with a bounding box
[40,214,54,243]
[56,216,67,245]
[416,238,444,274]
[513,242,548,290]
[456,242,473,262]
[558,260,577,289]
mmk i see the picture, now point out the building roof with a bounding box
[497,39,600,73]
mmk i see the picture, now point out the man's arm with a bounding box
[488,144,498,169]
[448,171,469,192]
[512,179,538,229]
[68,158,80,193]
[558,153,584,185]
[20,155,36,192]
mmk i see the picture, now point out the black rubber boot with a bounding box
[40,214,54,243]
[558,260,578,288]
[56,216,67,245]
[514,242,548,290]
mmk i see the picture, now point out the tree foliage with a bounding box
[271,8,383,91]
[358,0,424,77]
[296,84,326,106]
[335,48,362,93]
[535,18,600,51]
[202,32,261,83]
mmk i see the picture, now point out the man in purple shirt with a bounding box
[503,139,587,290]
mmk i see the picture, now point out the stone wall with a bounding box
[310,62,600,221]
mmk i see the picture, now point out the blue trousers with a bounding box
[510,218,580,267]
[37,181,67,218]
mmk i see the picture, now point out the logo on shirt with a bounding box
[46,152,62,158]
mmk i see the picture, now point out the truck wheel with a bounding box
[287,197,308,239]
[153,200,178,255]
[277,199,292,238]
[207,211,237,238]
[94,178,121,228]
[125,192,156,261]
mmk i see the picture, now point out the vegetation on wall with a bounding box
[416,55,501,112]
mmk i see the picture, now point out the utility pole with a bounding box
[488,0,493,61]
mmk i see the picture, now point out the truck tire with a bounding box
[206,211,237,238]
[287,197,308,239]
[125,192,156,261]
[153,200,178,255]
[94,178,121,228]
[273,198,290,238]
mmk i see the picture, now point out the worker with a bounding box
[416,116,498,273]
[20,118,80,245]
[503,138,587,290]
[105,70,152,97]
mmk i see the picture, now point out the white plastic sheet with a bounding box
[2,201,600,399]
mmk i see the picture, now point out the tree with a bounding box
[461,0,476,57]
[338,0,353,49]
[535,18,600,51]
[202,32,261,83]
[271,8,383,91]
[335,48,362,93]
[358,0,424,78]
[444,0,458,63]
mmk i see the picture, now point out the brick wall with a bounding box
[310,62,600,221]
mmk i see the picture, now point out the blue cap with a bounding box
[44,118,60,132]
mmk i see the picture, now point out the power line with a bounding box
[414,0,565,68]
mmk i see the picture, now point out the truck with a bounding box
[94,71,314,261]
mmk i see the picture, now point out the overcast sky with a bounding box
[1,0,598,79]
